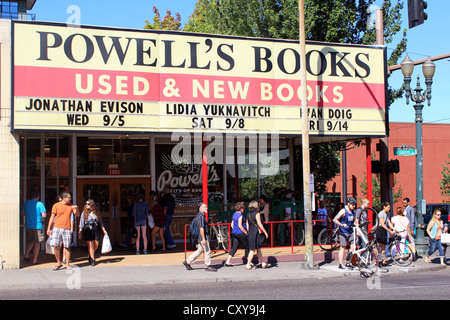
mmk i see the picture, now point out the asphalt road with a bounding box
[2,268,449,301]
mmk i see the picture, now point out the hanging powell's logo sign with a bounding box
[12,21,387,137]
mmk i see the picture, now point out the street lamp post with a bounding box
[400,54,436,256]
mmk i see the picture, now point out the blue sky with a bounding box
[31,0,450,124]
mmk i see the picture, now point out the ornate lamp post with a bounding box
[400,54,436,256]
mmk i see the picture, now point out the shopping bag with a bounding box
[45,236,54,254]
[148,214,155,229]
[440,233,450,245]
[101,234,112,254]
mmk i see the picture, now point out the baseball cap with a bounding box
[347,197,357,205]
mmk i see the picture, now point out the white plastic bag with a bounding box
[101,234,112,254]
[148,214,155,228]
[45,236,54,254]
[441,233,450,245]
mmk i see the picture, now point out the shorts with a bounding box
[26,229,44,243]
[339,233,355,246]
[135,220,147,227]
[50,227,72,248]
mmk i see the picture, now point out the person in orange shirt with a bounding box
[47,192,76,270]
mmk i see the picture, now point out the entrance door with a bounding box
[77,178,151,245]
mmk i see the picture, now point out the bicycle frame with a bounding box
[354,242,379,278]
[352,221,372,246]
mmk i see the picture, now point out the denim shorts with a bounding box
[135,220,147,227]
[339,233,355,246]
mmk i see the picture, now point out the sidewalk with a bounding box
[0,245,446,290]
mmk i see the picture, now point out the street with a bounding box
[2,267,449,300]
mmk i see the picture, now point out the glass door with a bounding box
[77,178,151,245]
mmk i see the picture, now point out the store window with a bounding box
[77,137,150,176]
[20,135,72,215]
[154,136,223,214]
[44,136,70,211]
[226,135,290,203]
[154,135,224,238]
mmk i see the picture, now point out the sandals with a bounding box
[262,263,272,269]
[246,264,256,270]
[53,265,65,271]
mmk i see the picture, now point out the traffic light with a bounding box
[371,160,382,174]
[386,160,400,174]
[408,0,428,29]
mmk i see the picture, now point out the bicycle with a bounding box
[208,214,230,251]
[344,221,379,278]
[374,232,414,267]
[318,225,339,251]
[277,212,304,246]
[318,206,379,251]
[354,238,379,278]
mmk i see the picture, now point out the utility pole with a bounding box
[299,0,314,269]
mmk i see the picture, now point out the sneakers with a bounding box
[183,261,217,272]
[183,260,193,270]
[338,263,354,270]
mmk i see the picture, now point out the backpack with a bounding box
[190,216,200,238]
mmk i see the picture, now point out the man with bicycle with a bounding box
[355,199,370,249]
[333,197,357,270]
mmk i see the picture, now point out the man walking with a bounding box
[403,197,418,259]
[403,198,417,236]
[22,190,47,265]
[47,192,76,270]
[183,202,217,272]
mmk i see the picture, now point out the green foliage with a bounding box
[359,155,403,211]
[440,154,450,201]
[310,143,343,195]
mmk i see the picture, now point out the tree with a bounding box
[359,155,403,210]
[440,154,450,201]
[144,6,182,31]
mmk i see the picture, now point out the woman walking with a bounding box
[150,199,166,252]
[391,207,416,259]
[246,200,270,270]
[426,209,447,265]
[376,202,394,266]
[133,194,149,254]
[78,200,107,266]
[224,202,249,266]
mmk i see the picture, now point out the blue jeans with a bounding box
[428,238,444,258]
[164,215,176,246]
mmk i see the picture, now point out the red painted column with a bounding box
[202,135,208,221]
[366,137,373,231]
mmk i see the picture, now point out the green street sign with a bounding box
[394,145,417,156]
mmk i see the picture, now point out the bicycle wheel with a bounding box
[390,240,414,267]
[362,207,379,235]
[358,247,379,278]
[217,226,230,251]
[292,223,305,245]
[318,228,340,251]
